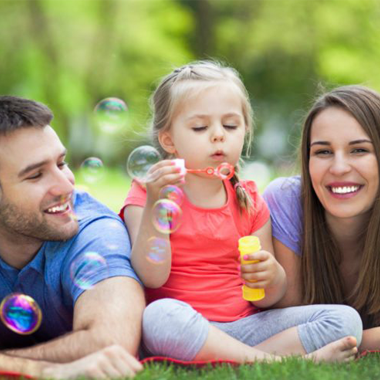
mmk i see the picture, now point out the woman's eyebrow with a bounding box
[348,139,372,145]
[310,139,373,147]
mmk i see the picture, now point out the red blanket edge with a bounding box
[141,356,240,367]
[1,351,378,378]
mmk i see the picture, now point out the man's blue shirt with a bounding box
[0,190,141,348]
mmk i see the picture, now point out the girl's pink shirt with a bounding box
[120,180,270,322]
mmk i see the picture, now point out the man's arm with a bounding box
[0,353,47,377]
[0,346,143,379]
[5,276,145,362]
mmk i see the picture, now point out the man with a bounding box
[0,96,145,377]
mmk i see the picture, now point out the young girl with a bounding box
[120,61,361,363]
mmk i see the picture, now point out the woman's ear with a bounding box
[159,130,176,154]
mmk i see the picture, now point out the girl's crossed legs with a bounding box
[142,299,362,362]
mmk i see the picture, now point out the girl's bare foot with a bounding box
[306,336,357,363]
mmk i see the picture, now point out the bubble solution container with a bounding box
[239,236,265,301]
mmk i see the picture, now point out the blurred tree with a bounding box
[1,0,380,169]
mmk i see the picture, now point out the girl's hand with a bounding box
[240,250,286,290]
[144,160,185,204]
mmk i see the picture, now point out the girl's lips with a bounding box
[211,153,226,161]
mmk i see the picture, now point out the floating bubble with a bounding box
[126,146,162,182]
[80,157,105,183]
[146,237,170,264]
[0,293,42,335]
[159,185,184,206]
[70,252,108,290]
[94,97,128,134]
[152,199,182,234]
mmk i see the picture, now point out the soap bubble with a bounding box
[146,237,170,264]
[126,146,162,182]
[159,185,184,206]
[94,97,128,134]
[70,252,108,290]
[80,157,105,183]
[152,199,182,234]
[0,293,42,335]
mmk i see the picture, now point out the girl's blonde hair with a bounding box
[150,60,254,211]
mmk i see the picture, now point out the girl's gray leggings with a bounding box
[142,298,363,360]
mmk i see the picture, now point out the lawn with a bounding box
[137,354,380,380]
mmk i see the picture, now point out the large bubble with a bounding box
[70,252,108,290]
[94,97,128,134]
[159,185,184,206]
[126,146,162,182]
[146,237,170,264]
[80,157,105,183]
[152,199,182,234]
[0,293,42,335]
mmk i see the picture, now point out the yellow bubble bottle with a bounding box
[239,236,265,301]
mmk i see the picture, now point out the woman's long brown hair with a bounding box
[300,85,380,326]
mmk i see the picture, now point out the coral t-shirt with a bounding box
[120,180,270,322]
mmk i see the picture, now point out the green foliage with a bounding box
[74,167,131,213]
[2,0,380,169]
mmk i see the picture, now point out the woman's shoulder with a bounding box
[263,175,303,256]
[263,175,301,200]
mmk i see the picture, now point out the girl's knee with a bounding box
[334,305,363,345]
[142,299,208,358]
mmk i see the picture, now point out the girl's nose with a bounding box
[211,125,225,142]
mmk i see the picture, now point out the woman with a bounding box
[261,85,380,351]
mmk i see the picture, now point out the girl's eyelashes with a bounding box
[192,126,207,132]
[224,125,237,130]
[192,125,238,132]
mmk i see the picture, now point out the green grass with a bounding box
[74,167,131,213]
[137,355,380,380]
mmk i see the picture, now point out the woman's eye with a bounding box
[314,150,331,156]
[352,148,368,154]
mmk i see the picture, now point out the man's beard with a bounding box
[0,197,79,242]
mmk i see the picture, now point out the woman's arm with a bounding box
[271,238,303,308]
[360,327,380,352]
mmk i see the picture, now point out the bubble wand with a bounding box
[173,159,235,180]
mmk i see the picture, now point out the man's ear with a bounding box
[158,130,176,155]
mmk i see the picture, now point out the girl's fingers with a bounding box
[242,251,271,262]
[242,270,273,283]
[244,280,268,289]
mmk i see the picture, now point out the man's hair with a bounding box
[0,96,53,136]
